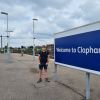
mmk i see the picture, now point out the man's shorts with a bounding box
[39,63,48,70]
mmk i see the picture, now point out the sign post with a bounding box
[86,72,90,100]
[54,64,58,81]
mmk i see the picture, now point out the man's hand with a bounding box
[47,55,50,64]
[38,62,40,65]
[46,62,49,66]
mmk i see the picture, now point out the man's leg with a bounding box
[44,69,48,79]
[37,64,43,83]
[44,65,50,82]
[39,69,42,79]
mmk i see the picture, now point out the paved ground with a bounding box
[0,53,100,100]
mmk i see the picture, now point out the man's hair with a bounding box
[42,45,46,48]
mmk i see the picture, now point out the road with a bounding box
[0,53,100,100]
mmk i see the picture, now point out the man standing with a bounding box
[37,45,50,83]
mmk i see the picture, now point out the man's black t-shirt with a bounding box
[39,51,49,64]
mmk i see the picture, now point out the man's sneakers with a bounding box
[37,78,50,83]
[37,78,42,83]
[45,78,50,82]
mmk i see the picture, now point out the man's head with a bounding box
[42,45,46,52]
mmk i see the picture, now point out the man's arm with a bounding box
[38,54,40,64]
[46,52,50,64]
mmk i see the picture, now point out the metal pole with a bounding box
[32,18,38,61]
[86,72,90,100]
[6,31,13,53]
[1,35,2,49]
[33,20,35,60]
[54,64,58,81]
[1,12,9,54]
[7,14,9,54]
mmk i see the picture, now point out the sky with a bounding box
[0,0,100,47]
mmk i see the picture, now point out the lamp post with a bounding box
[1,35,2,49]
[1,12,9,54]
[6,30,13,53]
[32,18,38,60]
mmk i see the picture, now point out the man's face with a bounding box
[42,47,46,52]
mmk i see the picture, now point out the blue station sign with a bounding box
[54,22,100,75]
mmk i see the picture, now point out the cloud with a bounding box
[80,0,100,22]
[0,0,100,47]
